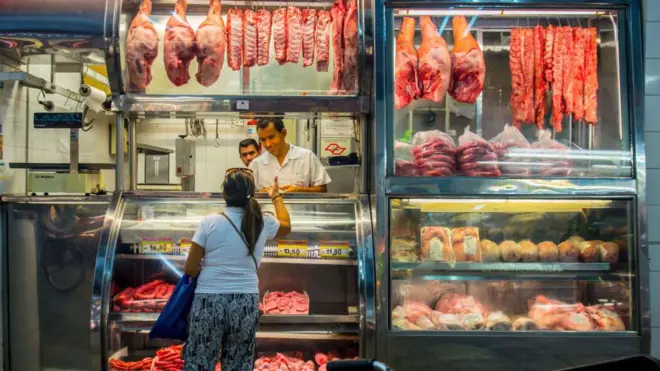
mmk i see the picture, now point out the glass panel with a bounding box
[389,198,634,332]
[107,197,360,368]
[390,8,631,178]
[119,1,358,96]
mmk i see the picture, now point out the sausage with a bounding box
[417,162,456,173]
[456,141,492,153]
[463,169,501,177]
[415,154,456,165]
[458,152,498,164]
[459,162,500,172]
[422,168,454,177]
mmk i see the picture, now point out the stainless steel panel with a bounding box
[5,199,108,371]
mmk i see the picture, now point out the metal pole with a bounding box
[128,118,137,191]
[115,113,124,192]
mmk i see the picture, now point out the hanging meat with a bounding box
[301,9,317,67]
[509,29,526,127]
[273,8,288,64]
[328,0,346,94]
[243,9,257,67]
[316,10,332,72]
[163,0,196,86]
[449,16,485,104]
[550,25,565,132]
[584,27,599,124]
[126,0,159,91]
[195,0,226,87]
[341,0,359,93]
[562,26,575,116]
[256,9,272,66]
[522,28,535,124]
[394,17,420,109]
[572,27,586,121]
[543,25,554,91]
[417,16,451,103]
[533,26,546,129]
[226,9,243,71]
[286,6,303,63]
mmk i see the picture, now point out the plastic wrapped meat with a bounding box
[456,127,501,177]
[420,227,453,262]
[519,240,538,262]
[451,227,481,262]
[435,293,488,318]
[530,129,573,177]
[489,124,531,176]
[262,291,309,314]
[499,240,521,262]
[585,305,625,331]
[411,130,457,177]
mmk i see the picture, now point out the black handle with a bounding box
[326,360,376,371]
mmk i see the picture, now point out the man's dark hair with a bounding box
[257,117,285,132]
[239,138,259,151]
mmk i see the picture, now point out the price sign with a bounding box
[141,237,173,255]
[319,241,351,259]
[277,240,308,258]
[179,239,192,255]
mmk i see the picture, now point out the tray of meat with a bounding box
[489,124,532,176]
[262,291,310,315]
[411,130,457,177]
[112,281,175,313]
[315,351,360,371]
[450,227,481,262]
[254,352,315,371]
[530,129,574,177]
[456,127,501,177]
[528,295,626,332]
[419,227,453,262]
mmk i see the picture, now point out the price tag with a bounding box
[179,238,192,255]
[141,237,173,255]
[277,240,308,258]
[319,241,351,259]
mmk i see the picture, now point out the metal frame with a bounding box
[371,0,647,369]
[103,0,373,114]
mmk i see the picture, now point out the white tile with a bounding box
[647,23,660,58]
[651,245,660,269]
[646,95,660,131]
[648,0,660,22]
[646,59,660,95]
[649,169,660,205]
[652,273,660,326]
[650,206,660,243]
[647,132,660,168]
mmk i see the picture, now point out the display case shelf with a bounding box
[391,262,615,272]
[116,254,358,266]
[110,313,359,325]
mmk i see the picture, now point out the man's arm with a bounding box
[308,152,331,192]
[280,184,327,193]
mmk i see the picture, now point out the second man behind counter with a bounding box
[249,118,331,193]
[239,138,260,167]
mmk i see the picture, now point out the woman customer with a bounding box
[182,169,291,371]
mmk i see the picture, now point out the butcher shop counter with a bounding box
[89,192,374,371]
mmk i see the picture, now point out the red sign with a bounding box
[324,143,346,156]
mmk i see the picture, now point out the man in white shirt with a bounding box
[249,118,331,192]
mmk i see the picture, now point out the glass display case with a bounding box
[91,192,372,371]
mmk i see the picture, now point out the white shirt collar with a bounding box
[262,143,302,165]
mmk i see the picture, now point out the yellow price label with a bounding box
[319,241,351,259]
[141,238,173,254]
[277,240,308,258]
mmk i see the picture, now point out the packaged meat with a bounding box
[480,239,500,262]
[457,127,501,177]
[512,317,539,331]
[530,130,573,177]
[262,291,309,314]
[391,238,418,262]
[420,227,453,262]
[577,240,599,263]
[557,240,579,262]
[451,227,481,262]
[585,305,625,331]
[411,130,457,177]
[435,293,488,318]
[489,124,531,176]
[430,311,464,330]
[394,140,418,176]
[598,242,620,263]
[486,311,513,331]
[519,240,539,262]
[537,241,559,261]
[499,240,521,262]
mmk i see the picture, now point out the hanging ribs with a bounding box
[551,25,565,132]
[286,6,303,63]
[534,26,546,129]
[273,8,288,64]
[256,9,272,66]
[301,9,317,67]
[243,9,257,67]
[316,10,332,72]
[572,27,586,121]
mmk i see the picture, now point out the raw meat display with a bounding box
[163,0,196,86]
[301,9,317,67]
[262,291,309,314]
[315,352,359,371]
[451,227,481,262]
[394,17,420,109]
[534,26,546,129]
[410,130,456,177]
[109,344,222,371]
[417,16,452,103]
[125,0,159,91]
[273,8,288,64]
[286,6,303,64]
[226,8,244,71]
[527,295,623,331]
[341,0,359,94]
[435,293,488,318]
[256,9,272,66]
[449,16,486,104]
[112,280,175,312]
[562,26,576,117]
[243,9,258,67]
[394,140,417,176]
[456,127,501,177]
[529,129,573,177]
[509,28,526,126]
[522,28,535,124]
[329,0,346,94]
[316,10,332,72]
[543,25,554,91]
[584,27,599,124]
[195,0,226,87]
[420,226,453,262]
[489,124,531,176]
[391,238,418,262]
[572,27,587,121]
[109,357,153,370]
[550,25,565,132]
[254,353,315,371]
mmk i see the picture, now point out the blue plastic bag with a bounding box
[149,274,197,341]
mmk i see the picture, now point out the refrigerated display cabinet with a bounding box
[90,192,373,371]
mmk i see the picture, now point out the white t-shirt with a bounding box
[249,144,331,190]
[192,207,280,294]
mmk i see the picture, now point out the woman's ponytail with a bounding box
[241,197,264,256]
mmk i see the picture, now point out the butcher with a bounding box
[249,117,331,193]
[238,138,260,167]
